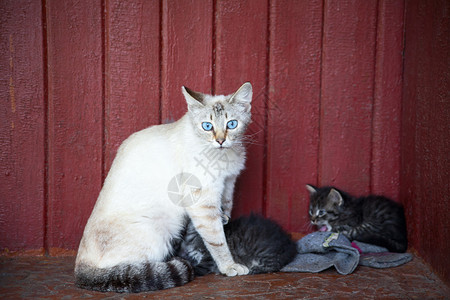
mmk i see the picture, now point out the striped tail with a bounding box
[75,257,194,293]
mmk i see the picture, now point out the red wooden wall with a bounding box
[0,0,448,284]
[401,0,450,284]
[1,0,46,255]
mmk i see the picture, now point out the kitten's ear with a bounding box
[306,184,317,195]
[229,82,252,112]
[182,86,205,110]
[328,189,344,206]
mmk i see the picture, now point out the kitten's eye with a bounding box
[318,209,327,217]
[227,120,238,129]
[202,122,213,131]
[308,209,313,216]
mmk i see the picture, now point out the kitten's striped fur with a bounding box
[307,185,408,252]
[176,214,298,276]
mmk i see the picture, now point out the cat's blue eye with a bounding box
[318,209,327,217]
[202,122,213,131]
[227,120,238,129]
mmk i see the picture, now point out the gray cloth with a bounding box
[352,240,388,253]
[281,232,412,275]
[351,240,413,268]
[281,232,359,275]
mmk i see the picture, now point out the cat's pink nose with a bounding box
[216,138,225,145]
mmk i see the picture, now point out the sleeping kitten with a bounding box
[176,214,298,276]
[75,83,253,293]
[306,185,408,253]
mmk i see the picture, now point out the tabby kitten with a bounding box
[75,83,253,293]
[306,185,408,253]
[176,214,298,276]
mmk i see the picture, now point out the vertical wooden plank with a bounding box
[216,0,268,217]
[371,0,404,200]
[46,0,103,253]
[104,0,161,174]
[0,1,45,254]
[401,0,419,255]
[267,0,323,232]
[161,0,213,123]
[319,0,377,195]
[402,0,450,284]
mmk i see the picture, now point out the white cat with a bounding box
[75,82,253,292]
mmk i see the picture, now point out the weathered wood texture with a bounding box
[104,0,161,174]
[372,0,404,200]
[0,0,45,253]
[320,0,378,195]
[161,0,213,123]
[401,0,450,284]
[267,0,322,232]
[215,0,268,217]
[46,0,104,253]
[1,0,448,286]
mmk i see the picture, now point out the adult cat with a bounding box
[75,83,253,293]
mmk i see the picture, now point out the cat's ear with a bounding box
[182,86,205,110]
[306,184,317,195]
[328,189,344,206]
[229,82,252,112]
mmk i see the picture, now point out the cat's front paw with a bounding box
[221,263,249,276]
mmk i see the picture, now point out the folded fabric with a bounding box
[281,232,359,275]
[281,232,413,275]
[351,240,388,253]
[351,240,413,268]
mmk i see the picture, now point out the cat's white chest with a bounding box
[186,146,244,183]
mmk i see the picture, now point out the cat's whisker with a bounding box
[240,140,263,147]
[244,129,263,138]
[297,221,314,234]
[305,222,315,233]
[238,134,264,147]
[241,135,260,142]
